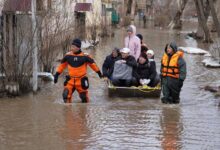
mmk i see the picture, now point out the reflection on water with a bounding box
[1,21,220,150]
[160,106,182,150]
[61,105,89,150]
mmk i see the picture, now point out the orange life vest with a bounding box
[56,51,100,78]
[161,51,183,78]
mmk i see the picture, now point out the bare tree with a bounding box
[126,0,132,15]
[168,0,188,29]
[0,0,4,74]
[153,0,173,27]
[210,38,220,63]
[208,0,220,37]
[1,1,75,95]
[124,0,141,26]
[195,0,212,42]
[38,3,75,73]
[2,13,35,95]
[193,0,210,39]
[85,6,104,47]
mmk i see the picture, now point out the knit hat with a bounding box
[120,47,130,53]
[147,49,154,55]
[72,38,81,48]
[136,34,143,40]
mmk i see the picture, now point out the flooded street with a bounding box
[1,21,220,150]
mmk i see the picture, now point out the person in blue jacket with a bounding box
[102,47,120,79]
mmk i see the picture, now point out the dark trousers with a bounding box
[161,77,183,104]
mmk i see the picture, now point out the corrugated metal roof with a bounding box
[3,0,31,12]
[75,3,92,12]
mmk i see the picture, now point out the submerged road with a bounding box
[0,21,220,150]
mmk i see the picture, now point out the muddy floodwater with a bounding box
[1,21,220,150]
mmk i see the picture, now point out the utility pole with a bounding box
[32,0,38,92]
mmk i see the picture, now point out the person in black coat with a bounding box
[102,47,120,79]
[136,51,159,87]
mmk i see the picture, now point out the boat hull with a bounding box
[108,83,161,98]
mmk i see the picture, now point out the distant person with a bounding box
[124,25,141,61]
[143,15,146,28]
[160,42,186,104]
[136,33,149,53]
[112,48,137,87]
[53,38,103,103]
[102,47,120,79]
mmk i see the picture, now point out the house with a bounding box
[1,0,104,72]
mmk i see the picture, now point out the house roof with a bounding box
[75,3,92,12]
[3,0,31,12]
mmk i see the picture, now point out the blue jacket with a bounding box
[102,54,120,78]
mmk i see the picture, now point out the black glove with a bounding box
[97,71,104,79]
[54,72,60,84]
[64,75,71,86]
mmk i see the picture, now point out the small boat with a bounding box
[107,80,161,98]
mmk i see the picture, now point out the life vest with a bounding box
[161,51,183,78]
[56,50,100,78]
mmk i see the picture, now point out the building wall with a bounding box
[0,1,4,73]
[2,13,33,73]
[2,0,78,75]
[0,15,3,73]
[16,14,32,67]
[2,0,105,62]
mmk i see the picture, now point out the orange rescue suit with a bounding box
[161,51,183,79]
[56,50,100,103]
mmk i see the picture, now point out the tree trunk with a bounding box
[32,0,38,92]
[195,0,212,42]
[168,0,188,29]
[195,0,210,38]
[208,0,220,37]
[196,25,205,38]
[130,0,136,22]
[0,16,3,74]
[126,0,132,15]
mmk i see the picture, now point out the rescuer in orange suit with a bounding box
[54,38,103,103]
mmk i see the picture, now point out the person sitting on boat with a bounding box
[136,33,149,54]
[102,47,120,79]
[146,50,160,87]
[111,48,137,87]
[136,50,160,87]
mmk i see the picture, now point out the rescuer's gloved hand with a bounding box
[144,79,151,85]
[141,79,150,85]
[54,72,60,84]
[97,71,104,79]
